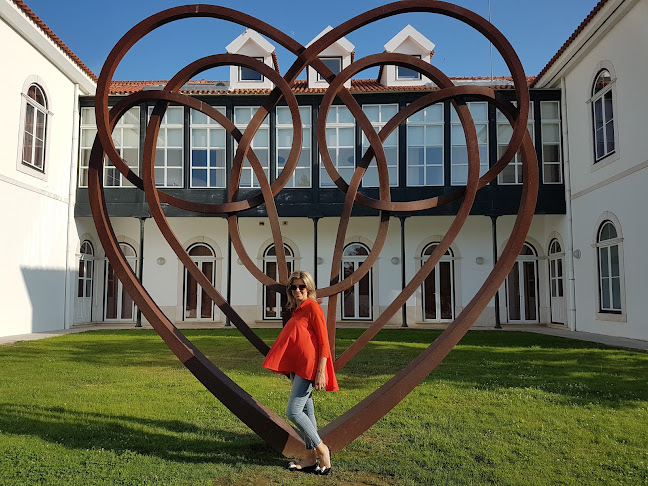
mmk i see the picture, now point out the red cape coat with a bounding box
[262,298,339,391]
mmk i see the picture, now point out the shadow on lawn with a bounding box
[0,402,276,465]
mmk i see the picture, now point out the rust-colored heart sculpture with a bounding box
[88,1,538,456]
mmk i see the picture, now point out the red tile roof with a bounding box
[531,0,610,87]
[108,77,532,95]
[11,0,97,82]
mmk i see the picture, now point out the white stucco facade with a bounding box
[0,0,94,336]
[535,0,648,340]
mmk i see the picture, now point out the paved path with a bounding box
[1,322,647,352]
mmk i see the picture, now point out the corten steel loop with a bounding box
[315,52,483,355]
[88,106,305,455]
[145,54,303,290]
[89,1,538,456]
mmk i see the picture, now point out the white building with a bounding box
[1,0,646,343]
[0,0,95,336]
[533,0,648,340]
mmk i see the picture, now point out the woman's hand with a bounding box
[314,357,327,391]
[315,370,326,391]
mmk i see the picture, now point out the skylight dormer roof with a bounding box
[306,26,355,89]
[380,25,435,87]
[226,29,276,90]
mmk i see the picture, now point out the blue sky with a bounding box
[25,0,598,81]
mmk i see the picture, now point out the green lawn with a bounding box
[1,329,647,485]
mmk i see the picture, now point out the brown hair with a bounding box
[286,270,317,309]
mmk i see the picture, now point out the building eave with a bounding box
[3,0,97,94]
[532,0,638,88]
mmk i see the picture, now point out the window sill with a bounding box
[16,161,48,181]
[596,311,626,323]
[591,150,619,172]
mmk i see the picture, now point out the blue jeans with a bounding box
[286,373,322,450]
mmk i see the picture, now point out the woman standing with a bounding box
[262,270,338,475]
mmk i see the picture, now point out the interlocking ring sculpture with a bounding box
[88,1,538,456]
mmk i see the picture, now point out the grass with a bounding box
[1,328,647,485]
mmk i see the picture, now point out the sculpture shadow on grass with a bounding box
[0,403,273,465]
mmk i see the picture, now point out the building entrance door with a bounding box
[74,241,94,323]
[506,243,539,323]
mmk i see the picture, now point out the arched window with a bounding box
[421,243,455,321]
[22,84,48,171]
[548,239,565,324]
[263,244,294,320]
[506,242,539,322]
[596,221,622,312]
[184,243,216,320]
[341,243,372,320]
[591,69,615,162]
[104,243,137,320]
[75,241,94,323]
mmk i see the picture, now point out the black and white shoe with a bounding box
[288,461,318,473]
[316,465,332,475]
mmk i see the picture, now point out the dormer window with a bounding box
[239,57,264,82]
[317,57,342,81]
[380,25,435,88]
[397,55,421,80]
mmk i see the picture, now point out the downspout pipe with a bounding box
[63,83,80,329]
[226,226,232,327]
[490,214,501,329]
[561,76,577,331]
[135,215,148,328]
[399,216,408,327]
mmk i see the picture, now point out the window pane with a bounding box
[276,107,291,125]
[543,144,560,162]
[543,164,561,183]
[397,65,420,79]
[167,128,183,146]
[363,105,379,122]
[192,169,207,187]
[338,107,353,124]
[240,66,263,81]
[594,70,611,94]
[408,166,424,186]
[541,102,559,119]
[408,126,424,145]
[167,107,184,125]
[599,247,609,278]
[426,146,443,165]
[234,107,252,124]
[426,125,443,145]
[610,245,619,277]
[338,127,354,146]
[542,123,560,143]
[605,121,615,153]
[321,57,342,75]
[601,277,611,309]
[167,169,182,187]
[611,277,621,310]
[191,109,207,125]
[192,129,207,147]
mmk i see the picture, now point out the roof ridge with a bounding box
[11,0,97,82]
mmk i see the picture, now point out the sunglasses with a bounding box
[289,284,307,291]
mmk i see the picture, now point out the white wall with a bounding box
[561,0,648,340]
[0,15,79,337]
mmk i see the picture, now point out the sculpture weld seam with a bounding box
[88,1,538,456]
